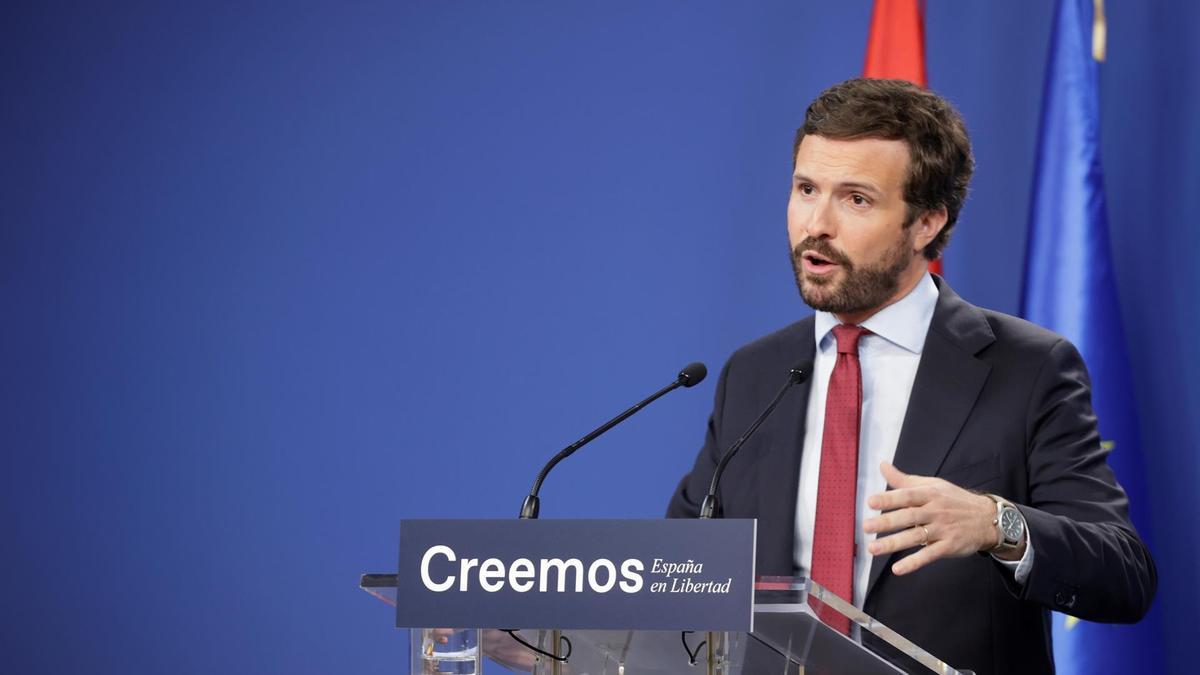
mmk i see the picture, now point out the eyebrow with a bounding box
[793,175,884,197]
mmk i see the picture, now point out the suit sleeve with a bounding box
[666,358,732,519]
[1006,338,1156,622]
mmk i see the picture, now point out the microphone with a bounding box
[698,361,813,519]
[519,362,707,519]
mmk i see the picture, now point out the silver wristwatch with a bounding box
[985,493,1026,552]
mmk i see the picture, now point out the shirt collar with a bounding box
[813,272,938,354]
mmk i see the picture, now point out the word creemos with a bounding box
[420,545,645,594]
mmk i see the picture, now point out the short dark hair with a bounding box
[792,78,974,261]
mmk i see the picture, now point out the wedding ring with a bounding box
[920,526,930,546]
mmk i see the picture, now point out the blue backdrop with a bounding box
[4,2,1197,673]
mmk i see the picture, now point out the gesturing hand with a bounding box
[862,461,1011,576]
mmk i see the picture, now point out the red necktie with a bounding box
[810,324,868,635]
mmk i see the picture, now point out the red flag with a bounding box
[864,0,927,85]
[863,0,941,275]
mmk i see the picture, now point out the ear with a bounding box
[911,206,948,254]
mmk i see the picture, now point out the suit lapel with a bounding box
[755,318,816,575]
[865,278,995,600]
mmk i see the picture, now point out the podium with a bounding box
[361,573,970,674]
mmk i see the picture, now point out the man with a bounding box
[667,78,1155,674]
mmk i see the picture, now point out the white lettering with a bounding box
[478,558,505,592]
[587,559,617,593]
[649,558,703,577]
[458,558,479,591]
[420,550,646,594]
[509,558,535,592]
[539,558,584,592]
[420,545,456,592]
[666,576,732,593]
[619,558,644,592]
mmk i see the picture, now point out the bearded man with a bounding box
[667,78,1155,675]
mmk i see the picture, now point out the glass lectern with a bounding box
[361,574,968,674]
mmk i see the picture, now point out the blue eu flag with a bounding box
[1021,0,1161,672]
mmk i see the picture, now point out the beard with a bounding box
[790,233,913,316]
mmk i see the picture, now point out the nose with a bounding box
[804,196,837,240]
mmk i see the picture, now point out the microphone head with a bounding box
[788,360,815,384]
[678,362,708,387]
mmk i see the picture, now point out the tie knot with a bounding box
[832,324,868,354]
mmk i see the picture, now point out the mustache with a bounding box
[793,237,852,267]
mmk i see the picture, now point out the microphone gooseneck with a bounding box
[519,362,707,519]
[698,361,813,519]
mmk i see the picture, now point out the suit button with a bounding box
[1055,592,1076,608]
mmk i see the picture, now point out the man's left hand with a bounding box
[863,461,1015,575]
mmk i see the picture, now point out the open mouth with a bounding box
[802,250,840,271]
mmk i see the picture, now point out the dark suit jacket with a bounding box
[667,278,1155,674]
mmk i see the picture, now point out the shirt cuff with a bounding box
[992,531,1034,585]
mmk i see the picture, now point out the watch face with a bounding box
[1000,507,1024,543]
